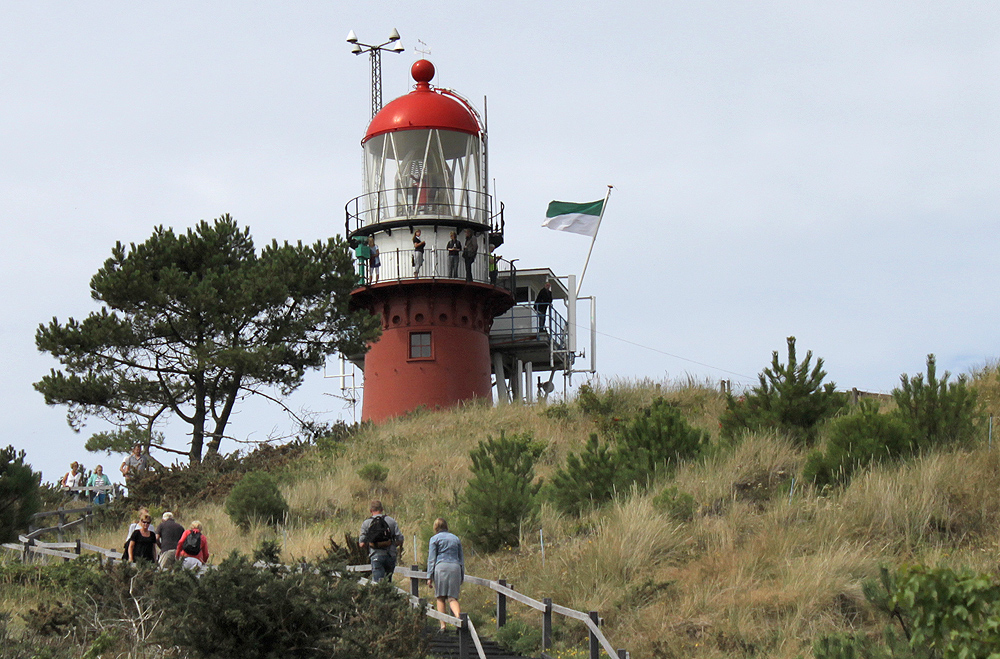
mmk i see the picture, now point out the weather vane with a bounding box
[415,39,431,57]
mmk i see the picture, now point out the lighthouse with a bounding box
[347,59,515,422]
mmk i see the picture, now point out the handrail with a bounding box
[347,563,626,658]
[345,187,501,235]
[354,248,515,290]
[0,541,626,658]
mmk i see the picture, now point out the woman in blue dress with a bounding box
[426,518,464,632]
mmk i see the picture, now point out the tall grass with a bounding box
[22,377,1000,658]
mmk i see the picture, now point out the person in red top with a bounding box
[175,520,209,569]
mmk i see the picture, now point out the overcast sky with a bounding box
[3,2,998,483]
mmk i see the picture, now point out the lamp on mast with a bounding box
[346,29,404,119]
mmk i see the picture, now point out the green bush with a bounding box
[894,354,979,450]
[494,619,542,657]
[224,471,289,530]
[616,398,706,482]
[720,336,846,446]
[892,564,1000,659]
[549,399,706,516]
[803,400,914,487]
[547,434,619,516]
[0,446,42,543]
[356,462,388,484]
[652,487,696,522]
[153,552,427,659]
[458,431,544,552]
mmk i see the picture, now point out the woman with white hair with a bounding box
[175,520,209,569]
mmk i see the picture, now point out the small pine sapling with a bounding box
[721,336,846,446]
[459,431,544,552]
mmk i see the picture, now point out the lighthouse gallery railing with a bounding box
[345,187,503,235]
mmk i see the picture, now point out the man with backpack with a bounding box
[175,520,209,570]
[358,500,404,583]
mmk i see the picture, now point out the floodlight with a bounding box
[388,28,400,42]
[389,42,404,53]
[346,30,358,44]
[351,44,363,54]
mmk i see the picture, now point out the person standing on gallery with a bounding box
[368,235,380,284]
[426,518,465,632]
[446,231,461,279]
[358,499,404,583]
[534,281,553,333]
[412,230,426,277]
[462,228,478,283]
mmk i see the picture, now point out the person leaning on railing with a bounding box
[87,465,112,505]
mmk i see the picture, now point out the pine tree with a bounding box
[459,431,544,552]
[0,447,42,543]
[893,354,979,449]
[35,215,380,462]
[720,336,846,445]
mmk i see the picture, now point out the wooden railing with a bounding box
[347,563,630,659]
[0,536,629,658]
[1,535,123,563]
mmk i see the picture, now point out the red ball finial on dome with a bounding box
[411,59,435,87]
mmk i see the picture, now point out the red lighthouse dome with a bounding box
[364,60,481,141]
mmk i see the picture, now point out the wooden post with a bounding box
[617,650,628,658]
[588,611,600,659]
[410,565,420,598]
[496,578,507,629]
[458,613,471,659]
[542,598,553,652]
[75,539,82,557]
[57,509,65,543]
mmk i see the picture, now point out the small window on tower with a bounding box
[409,331,432,359]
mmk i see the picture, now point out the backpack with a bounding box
[366,515,393,547]
[181,531,202,556]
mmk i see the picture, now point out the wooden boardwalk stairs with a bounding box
[426,627,534,659]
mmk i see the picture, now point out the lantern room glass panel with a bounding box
[363,129,484,226]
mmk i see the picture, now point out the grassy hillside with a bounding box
[13,368,1000,658]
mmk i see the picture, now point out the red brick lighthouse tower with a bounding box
[347,60,514,423]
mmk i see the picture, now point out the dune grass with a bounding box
[15,374,1000,658]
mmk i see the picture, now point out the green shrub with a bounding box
[153,552,427,659]
[720,336,846,446]
[549,399,706,516]
[652,487,696,522]
[894,354,980,450]
[547,434,619,516]
[356,462,388,484]
[803,400,914,487]
[893,564,1000,659]
[224,471,289,530]
[616,398,706,481]
[0,446,42,543]
[495,618,542,657]
[459,431,544,552]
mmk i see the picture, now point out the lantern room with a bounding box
[347,60,493,235]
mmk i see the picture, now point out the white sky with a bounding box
[2,2,998,483]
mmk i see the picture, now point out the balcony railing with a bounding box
[354,248,516,290]
[490,302,568,352]
[345,188,503,234]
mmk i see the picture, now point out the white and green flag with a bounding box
[543,199,604,236]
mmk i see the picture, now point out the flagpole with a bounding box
[577,185,613,297]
